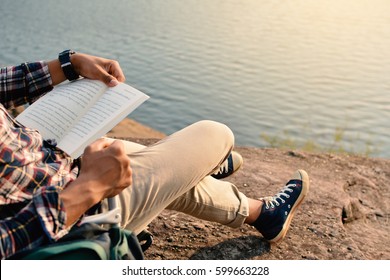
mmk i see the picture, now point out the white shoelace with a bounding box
[214,158,230,175]
[261,183,296,209]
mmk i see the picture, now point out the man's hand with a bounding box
[70,53,126,87]
[48,52,126,87]
[80,138,132,199]
[59,138,132,227]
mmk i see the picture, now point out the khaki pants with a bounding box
[110,120,249,234]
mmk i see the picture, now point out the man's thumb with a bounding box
[108,78,119,87]
[102,74,119,87]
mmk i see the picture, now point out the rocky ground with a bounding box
[110,120,390,260]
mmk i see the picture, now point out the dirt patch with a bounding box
[110,121,389,260]
[141,146,389,260]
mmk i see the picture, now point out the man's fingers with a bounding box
[70,53,126,86]
[106,140,126,156]
[103,61,125,87]
[106,60,125,83]
[84,138,115,154]
[96,64,118,87]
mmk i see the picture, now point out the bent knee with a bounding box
[193,120,235,147]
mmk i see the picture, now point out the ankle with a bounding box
[245,198,263,224]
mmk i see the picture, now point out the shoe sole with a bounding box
[268,169,309,244]
[229,151,243,175]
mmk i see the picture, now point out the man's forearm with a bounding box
[47,59,67,86]
[59,177,103,228]
[60,138,133,227]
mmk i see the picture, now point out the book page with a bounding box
[57,83,149,158]
[16,79,107,141]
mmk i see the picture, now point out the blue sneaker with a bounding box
[250,170,309,243]
[212,151,243,179]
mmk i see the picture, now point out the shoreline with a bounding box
[107,118,166,139]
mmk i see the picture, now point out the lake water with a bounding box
[1,0,389,158]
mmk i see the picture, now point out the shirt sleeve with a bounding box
[0,61,53,109]
[0,185,69,260]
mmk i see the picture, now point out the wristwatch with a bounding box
[58,49,80,81]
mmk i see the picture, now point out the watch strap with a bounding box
[59,50,79,81]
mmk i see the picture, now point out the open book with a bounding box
[16,79,149,158]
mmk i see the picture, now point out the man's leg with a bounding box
[110,122,309,244]
[113,120,249,234]
[165,175,249,228]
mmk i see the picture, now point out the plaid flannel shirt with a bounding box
[0,61,78,259]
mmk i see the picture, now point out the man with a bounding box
[0,50,309,259]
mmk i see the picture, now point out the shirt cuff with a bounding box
[33,185,69,242]
[22,61,53,104]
